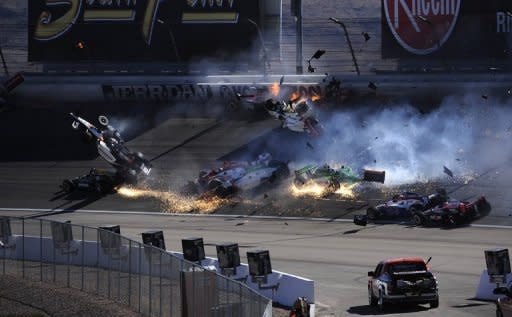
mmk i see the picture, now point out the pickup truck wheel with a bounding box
[378,289,386,311]
[368,288,377,306]
[430,299,439,309]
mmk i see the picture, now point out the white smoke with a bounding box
[316,93,512,185]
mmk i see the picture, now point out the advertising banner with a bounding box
[28,0,260,61]
[382,0,512,58]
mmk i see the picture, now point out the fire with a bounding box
[270,82,280,97]
[311,93,321,102]
[117,186,228,213]
[289,91,301,101]
[290,181,356,199]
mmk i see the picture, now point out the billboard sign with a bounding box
[28,0,260,61]
[382,0,511,58]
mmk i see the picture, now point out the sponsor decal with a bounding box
[382,0,461,55]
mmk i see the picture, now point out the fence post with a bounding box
[128,239,132,307]
[96,230,100,295]
[108,232,112,299]
[40,219,43,282]
[81,225,84,291]
[138,243,142,314]
[21,217,25,278]
[149,248,152,317]
[159,251,162,317]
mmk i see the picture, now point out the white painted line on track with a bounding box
[1,207,511,229]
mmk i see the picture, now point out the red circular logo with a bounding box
[383,0,461,54]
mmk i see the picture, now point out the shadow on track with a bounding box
[347,304,429,315]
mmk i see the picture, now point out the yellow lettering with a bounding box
[34,0,82,41]
[141,0,162,45]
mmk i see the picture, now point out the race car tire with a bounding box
[497,306,504,317]
[62,180,74,193]
[98,115,109,126]
[366,207,379,221]
[214,185,235,198]
[95,181,112,195]
[410,205,423,213]
[271,164,290,181]
[429,299,439,309]
[368,288,377,306]
[412,213,425,226]
[328,180,340,192]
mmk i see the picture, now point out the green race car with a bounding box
[293,164,385,190]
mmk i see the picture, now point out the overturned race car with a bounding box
[264,98,323,137]
[185,153,290,198]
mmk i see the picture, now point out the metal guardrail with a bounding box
[0,217,271,317]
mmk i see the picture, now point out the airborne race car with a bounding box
[69,113,151,182]
[264,98,323,137]
[412,197,490,227]
[294,164,385,190]
[185,153,289,198]
[366,189,448,221]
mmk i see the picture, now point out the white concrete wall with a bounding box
[2,235,315,314]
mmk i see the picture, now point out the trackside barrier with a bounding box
[0,217,272,317]
[475,269,512,301]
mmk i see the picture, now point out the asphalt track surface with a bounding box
[1,110,512,316]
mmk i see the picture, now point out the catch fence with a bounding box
[0,216,271,317]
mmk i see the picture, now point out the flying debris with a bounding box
[279,75,285,86]
[69,113,152,183]
[482,95,488,100]
[443,166,454,178]
[368,82,377,90]
[307,50,326,73]
[362,32,370,42]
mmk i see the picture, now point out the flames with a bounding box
[117,186,228,213]
[290,181,356,199]
[270,82,280,97]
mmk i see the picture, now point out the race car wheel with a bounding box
[368,288,377,306]
[328,180,340,192]
[95,181,112,195]
[366,207,378,221]
[61,180,74,193]
[429,299,439,309]
[98,115,109,126]
[412,213,424,226]
[271,164,290,181]
[214,185,235,198]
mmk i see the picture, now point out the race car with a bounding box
[293,163,385,191]
[69,113,151,182]
[264,98,323,137]
[366,189,448,221]
[412,197,490,227]
[185,153,289,198]
[61,168,124,194]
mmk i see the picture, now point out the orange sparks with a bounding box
[311,93,321,102]
[270,82,280,97]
